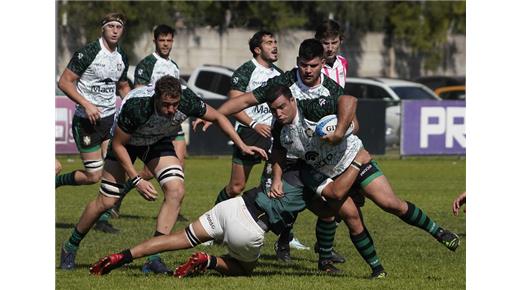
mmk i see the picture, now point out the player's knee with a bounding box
[84,171,102,184]
[164,186,185,203]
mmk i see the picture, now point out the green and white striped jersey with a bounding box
[117,86,206,146]
[66,38,129,118]
[231,59,282,126]
[272,97,361,178]
[134,52,180,86]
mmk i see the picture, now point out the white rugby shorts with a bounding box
[199,197,265,262]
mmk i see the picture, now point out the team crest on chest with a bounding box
[83,136,91,146]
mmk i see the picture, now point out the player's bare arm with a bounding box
[202,105,267,160]
[229,89,271,138]
[117,80,131,99]
[322,94,357,145]
[217,91,259,116]
[111,126,158,201]
[58,68,101,125]
[269,147,286,198]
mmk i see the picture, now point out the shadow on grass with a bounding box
[56,222,75,229]
[261,254,315,263]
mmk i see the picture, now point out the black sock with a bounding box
[207,255,218,269]
[277,226,294,248]
[119,249,134,264]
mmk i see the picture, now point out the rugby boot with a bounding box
[142,257,173,275]
[318,258,342,274]
[274,241,292,263]
[90,252,127,275]
[60,245,76,270]
[435,228,460,251]
[174,252,210,278]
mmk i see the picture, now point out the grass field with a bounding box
[56,155,465,290]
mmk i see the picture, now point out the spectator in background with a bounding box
[452,191,466,216]
[55,12,131,234]
[315,19,349,89]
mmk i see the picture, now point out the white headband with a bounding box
[102,20,124,28]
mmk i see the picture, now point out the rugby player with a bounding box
[217,38,352,272]
[59,76,266,273]
[55,12,131,233]
[89,124,371,277]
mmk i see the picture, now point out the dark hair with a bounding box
[314,19,343,40]
[154,75,182,99]
[298,39,324,60]
[249,30,274,57]
[266,85,293,103]
[101,12,126,27]
[154,24,175,39]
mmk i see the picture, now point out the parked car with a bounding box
[434,85,465,100]
[344,77,441,146]
[414,76,465,91]
[187,64,234,100]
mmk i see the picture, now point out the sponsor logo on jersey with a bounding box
[252,105,270,114]
[205,213,216,229]
[91,85,116,94]
[77,53,83,59]
[232,76,239,84]
[319,98,327,107]
[138,68,143,76]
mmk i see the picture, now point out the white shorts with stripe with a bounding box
[198,197,265,262]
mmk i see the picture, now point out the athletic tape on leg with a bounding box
[84,159,104,173]
[99,179,125,198]
[157,165,184,186]
[184,224,201,247]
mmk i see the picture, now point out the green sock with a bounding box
[64,227,86,253]
[351,230,384,273]
[98,211,111,222]
[399,201,440,237]
[316,219,337,260]
[214,187,230,205]
[55,171,77,188]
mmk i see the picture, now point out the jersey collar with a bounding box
[153,52,171,61]
[251,58,273,71]
[295,69,324,90]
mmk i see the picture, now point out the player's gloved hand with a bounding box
[84,102,102,125]
[269,179,284,198]
[192,118,213,132]
[135,179,158,201]
[240,145,267,160]
[253,123,271,138]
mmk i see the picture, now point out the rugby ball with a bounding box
[315,115,338,137]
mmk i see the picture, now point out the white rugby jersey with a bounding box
[322,55,348,88]
[67,38,129,118]
[231,58,282,126]
[134,52,180,86]
[275,103,361,178]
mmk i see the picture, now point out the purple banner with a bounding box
[55,95,121,154]
[401,100,465,156]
